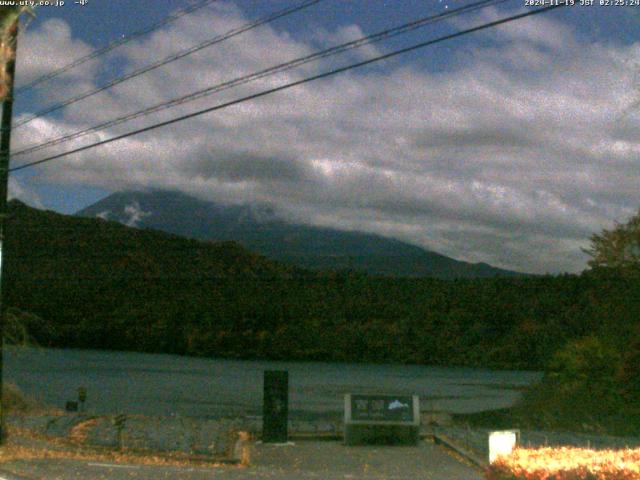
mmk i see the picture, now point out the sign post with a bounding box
[78,387,87,413]
[263,370,288,443]
[113,414,127,450]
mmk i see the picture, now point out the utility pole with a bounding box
[0,20,18,444]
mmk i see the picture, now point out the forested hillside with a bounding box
[4,200,638,373]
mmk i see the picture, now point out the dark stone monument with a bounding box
[344,394,420,445]
[65,401,78,412]
[263,370,288,443]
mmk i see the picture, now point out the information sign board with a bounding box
[350,394,415,422]
[344,393,420,445]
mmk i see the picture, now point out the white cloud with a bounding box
[9,3,640,274]
[8,177,43,208]
[16,18,99,97]
[456,6,577,51]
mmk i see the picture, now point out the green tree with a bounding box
[516,336,628,433]
[584,208,640,272]
[4,308,56,346]
[617,324,640,407]
[547,336,620,392]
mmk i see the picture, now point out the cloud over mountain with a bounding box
[11,3,640,274]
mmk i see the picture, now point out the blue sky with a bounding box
[7,1,640,273]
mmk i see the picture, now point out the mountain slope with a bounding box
[3,199,302,352]
[76,190,526,278]
[8,198,295,282]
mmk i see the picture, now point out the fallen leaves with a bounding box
[485,447,640,480]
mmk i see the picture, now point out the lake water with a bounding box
[5,347,542,418]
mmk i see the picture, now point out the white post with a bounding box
[488,430,519,463]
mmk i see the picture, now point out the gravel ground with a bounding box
[5,412,640,479]
[0,440,483,480]
[0,414,484,479]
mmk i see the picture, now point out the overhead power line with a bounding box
[15,0,220,95]
[12,0,323,130]
[13,0,507,158]
[10,3,567,174]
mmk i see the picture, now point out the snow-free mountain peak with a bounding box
[76,190,527,278]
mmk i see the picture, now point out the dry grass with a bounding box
[0,385,251,468]
[235,430,251,466]
[1,425,248,469]
[0,443,234,468]
[67,417,100,444]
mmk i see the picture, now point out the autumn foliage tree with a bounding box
[583,209,640,416]
[584,208,640,273]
